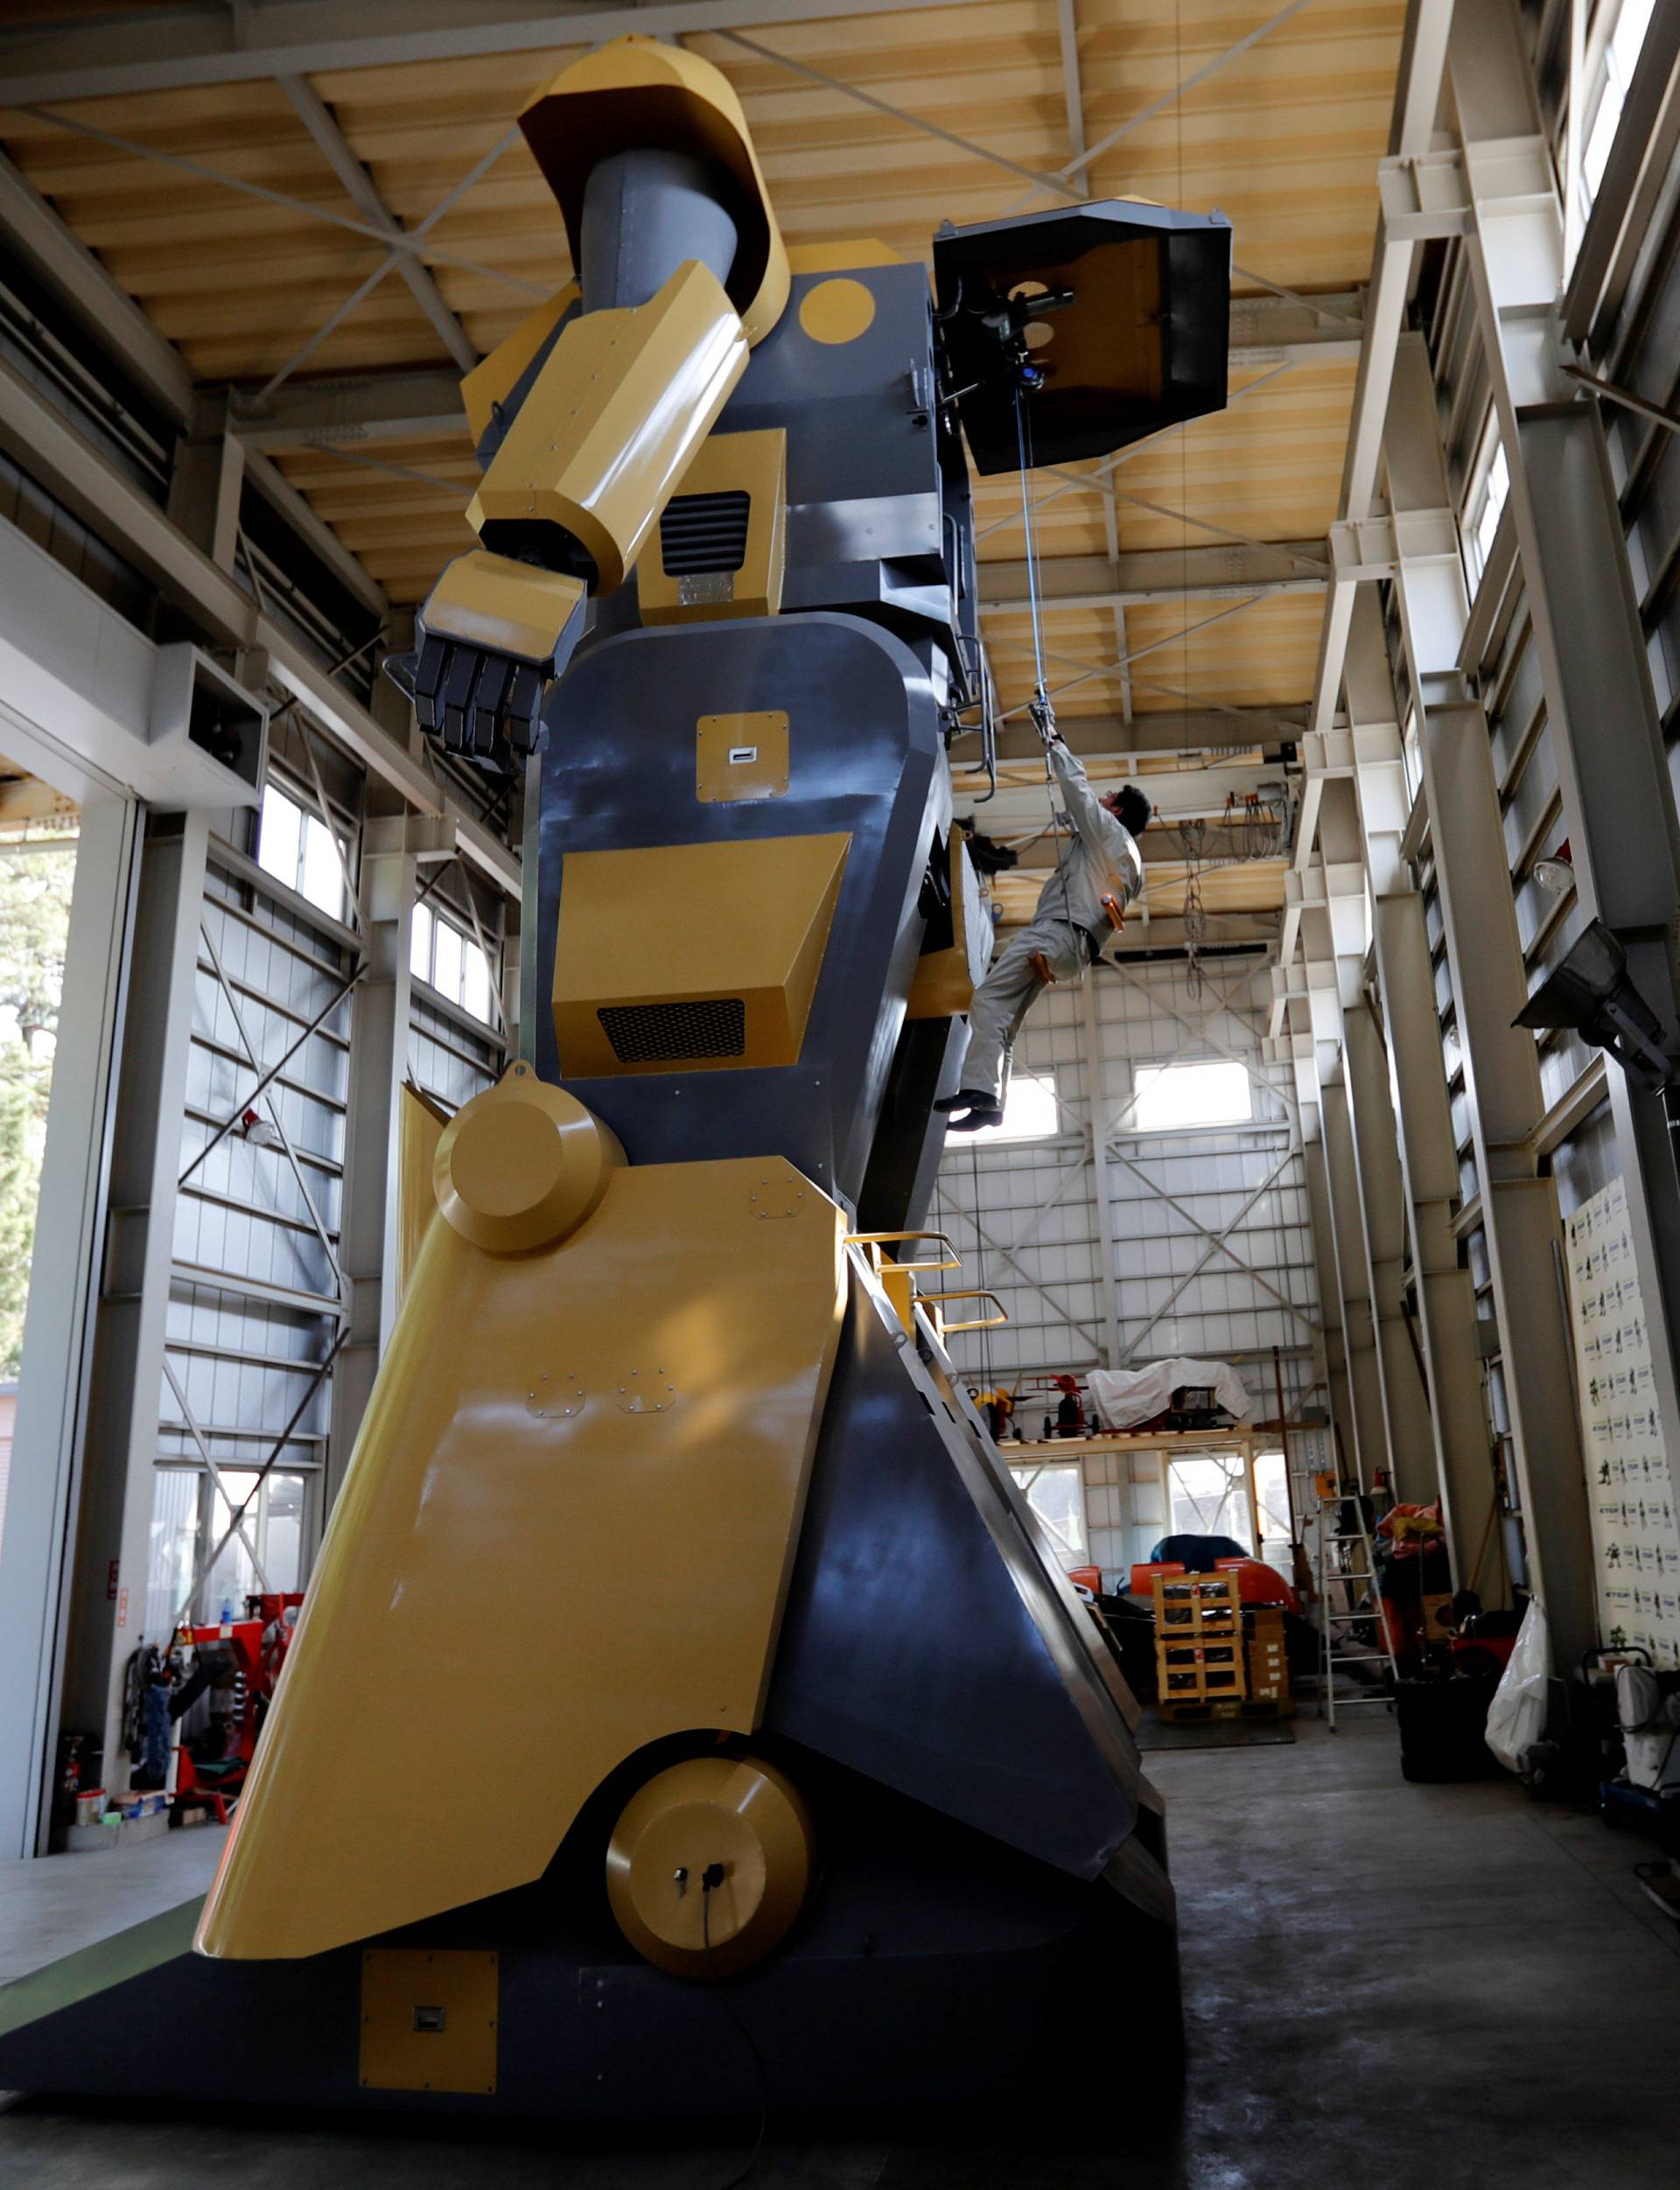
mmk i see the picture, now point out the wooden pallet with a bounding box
[1158,1694,1298,1725]
[1152,1570,1247,1706]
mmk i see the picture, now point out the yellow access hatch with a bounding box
[359,1949,498,2096]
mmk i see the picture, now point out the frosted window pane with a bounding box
[465,945,494,1025]
[1166,1452,1252,1552]
[1133,1060,1251,1131]
[205,1469,261,1622]
[300,815,344,917]
[432,920,463,1001]
[257,784,300,892]
[410,902,434,982]
[145,1468,201,1641]
[1253,1450,1293,1571]
[1012,1460,1087,1567]
[262,1473,306,1595]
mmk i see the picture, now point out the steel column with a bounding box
[1512,403,1680,1534]
[1333,583,1493,1578]
[1419,692,1596,1665]
[1078,979,1121,1369]
[1302,1131,1360,1476]
[325,802,416,1506]
[1319,1078,1390,1496]
[57,812,212,1811]
[167,393,245,572]
[1446,0,1680,1636]
[1341,1001,1436,1505]
[0,794,140,1858]
[1372,889,1495,1588]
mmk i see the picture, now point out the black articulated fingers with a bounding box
[390,637,542,776]
[506,664,543,756]
[469,653,512,760]
[439,645,480,747]
[409,635,449,733]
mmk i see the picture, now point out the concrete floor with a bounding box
[4,1712,1680,2187]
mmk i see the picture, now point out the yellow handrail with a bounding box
[844,1229,962,1274]
[919,1288,1009,1335]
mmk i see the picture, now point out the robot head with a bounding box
[518,36,788,345]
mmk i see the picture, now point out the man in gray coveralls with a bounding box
[938,724,1150,1132]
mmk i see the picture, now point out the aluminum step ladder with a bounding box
[1314,1484,1398,1730]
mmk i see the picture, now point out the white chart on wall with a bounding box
[1564,1175,1680,1667]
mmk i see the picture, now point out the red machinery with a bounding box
[172,1592,303,1823]
[1130,1557,1301,1615]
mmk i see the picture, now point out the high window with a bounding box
[411,898,499,1027]
[1132,1058,1252,1133]
[1010,1459,1088,1568]
[1580,0,1657,219]
[256,779,352,922]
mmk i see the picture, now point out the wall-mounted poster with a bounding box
[1564,1175,1680,1667]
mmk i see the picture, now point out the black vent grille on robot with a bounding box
[660,491,751,575]
[598,998,747,1062]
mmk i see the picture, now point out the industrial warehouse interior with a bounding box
[3,0,1680,2182]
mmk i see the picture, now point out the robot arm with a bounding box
[402,257,748,771]
[393,38,788,775]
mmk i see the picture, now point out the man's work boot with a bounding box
[934,1088,997,1116]
[936,1088,1004,1131]
[946,1103,1004,1131]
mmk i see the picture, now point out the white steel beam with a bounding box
[233,368,468,450]
[277,74,478,374]
[0,347,518,895]
[228,293,1362,451]
[0,0,984,102]
[970,707,1305,766]
[1004,0,1321,211]
[980,540,1327,614]
[1297,0,1458,766]
[0,149,193,427]
[1055,0,1089,183]
[1301,1134,1359,1469]
[1371,885,1496,1590]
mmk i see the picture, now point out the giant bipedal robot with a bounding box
[0,39,1231,2117]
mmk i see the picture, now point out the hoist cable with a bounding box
[1013,382,1048,712]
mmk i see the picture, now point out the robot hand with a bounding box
[386,548,588,778]
[386,637,546,775]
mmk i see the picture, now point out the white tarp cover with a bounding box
[1088,1358,1252,1431]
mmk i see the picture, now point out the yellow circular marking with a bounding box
[798,276,876,346]
[434,1067,622,1254]
[606,1755,815,1979]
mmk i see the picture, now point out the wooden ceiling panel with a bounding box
[0,0,1406,754]
[987,591,1326,720]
